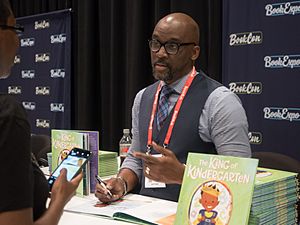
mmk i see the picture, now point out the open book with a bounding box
[64,194,177,225]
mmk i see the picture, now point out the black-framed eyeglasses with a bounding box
[0,24,24,36]
[148,39,196,55]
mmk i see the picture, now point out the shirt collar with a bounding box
[161,69,199,94]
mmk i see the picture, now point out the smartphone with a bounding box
[48,147,92,190]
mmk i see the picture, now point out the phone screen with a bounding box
[48,148,91,190]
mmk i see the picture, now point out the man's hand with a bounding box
[95,169,139,203]
[133,142,185,184]
[94,177,125,203]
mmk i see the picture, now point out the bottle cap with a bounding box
[123,129,130,134]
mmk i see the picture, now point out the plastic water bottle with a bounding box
[119,129,132,164]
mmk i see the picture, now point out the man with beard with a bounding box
[95,12,251,202]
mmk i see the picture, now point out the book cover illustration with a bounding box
[189,180,232,225]
[51,129,88,196]
[255,167,297,187]
[51,130,87,170]
[175,153,258,225]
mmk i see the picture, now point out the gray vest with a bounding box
[138,71,221,201]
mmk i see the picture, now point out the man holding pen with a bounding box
[95,12,250,202]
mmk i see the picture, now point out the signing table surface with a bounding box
[41,167,177,225]
[59,210,133,225]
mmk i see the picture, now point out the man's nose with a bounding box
[156,45,168,57]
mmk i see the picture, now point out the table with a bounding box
[58,211,133,225]
[59,193,177,225]
[41,167,132,224]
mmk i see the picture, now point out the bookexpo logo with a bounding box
[248,132,262,145]
[21,70,35,79]
[50,69,65,78]
[8,86,21,94]
[22,102,36,111]
[35,53,50,62]
[50,103,64,112]
[229,82,262,94]
[35,86,50,95]
[50,34,66,43]
[265,1,300,16]
[20,38,35,47]
[14,55,21,64]
[229,31,263,46]
[264,107,300,122]
[264,55,300,69]
[36,119,50,128]
[35,20,50,30]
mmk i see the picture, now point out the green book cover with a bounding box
[51,129,88,196]
[98,150,118,177]
[254,167,297,188]
[175,153,258,225]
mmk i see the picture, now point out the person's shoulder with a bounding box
[136,81,160,98]
[0,94,27,119]
[209,86,240,102]
[198,70,221,84]
[204,86,243,112]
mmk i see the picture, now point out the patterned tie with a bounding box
[156,85,174,130]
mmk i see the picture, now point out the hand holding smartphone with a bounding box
[48,147,92,191]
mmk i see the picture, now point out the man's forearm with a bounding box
[117,168,139,193]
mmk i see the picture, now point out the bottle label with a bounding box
[120,144,130,156]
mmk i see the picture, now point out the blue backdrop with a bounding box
[0,9,71,135]
[222,0,300,160]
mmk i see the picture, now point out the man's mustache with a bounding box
[153,61,169,67]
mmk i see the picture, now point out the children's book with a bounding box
[75,130,99,193]
[51,129,99,195]
[64,193,177,225]
[254,167,297,188]
[175,153,258,225]
[249,167,299,225]
[98,150,118,177]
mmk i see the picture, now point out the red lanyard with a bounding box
[147,67,197,151]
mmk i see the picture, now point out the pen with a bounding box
[95,175,113,197]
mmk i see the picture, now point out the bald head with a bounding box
[155,13,200,45]
[150,13,200,84]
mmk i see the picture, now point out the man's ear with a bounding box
[191,45,200,61]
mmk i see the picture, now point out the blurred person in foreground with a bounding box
[0,0,82,224]
[96,12,251,202]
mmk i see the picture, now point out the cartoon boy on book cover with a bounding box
[58,148,70,164]
[189,180,232,225]
[193,184,220,225]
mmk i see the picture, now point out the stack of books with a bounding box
[98,150,118,177]
[249,167,299,225]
